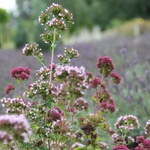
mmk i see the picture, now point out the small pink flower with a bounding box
[136,136,145,143]
[100,102,108,110]
[142,139,150,149]
[10,67,31,81]
[4,84,15,94]
[113,144,129,150]
[110,72,121,84]
[90,76,101,88]
[108,104,116,113]
[96,56,114,77]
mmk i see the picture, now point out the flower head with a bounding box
[113,145,129,150]
[90,76,101,88]
[96,56,114,77]
[10,67,31,81]
[110,72,121,84]
[4,84,15,94]
[115,115,140,133]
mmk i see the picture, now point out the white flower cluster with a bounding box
[0,97,31,113]
[64,47,79,58]
[99,142,108,149]
[36,67,51,80]
[145,119,150,135]
[22,43,43,57]
[127,136,135,143]
[54,65,85,77]
[0,114,31,143]
[115,114,140,132]
[24,80,49,97]
[28,106,46,121]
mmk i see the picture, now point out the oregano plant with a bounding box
[1,3,150,150]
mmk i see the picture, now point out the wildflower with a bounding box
[113,145,129,150]
[22,43,41,56]
[0,97,31,114]
[112,133,125,145]
[145,120,150,136]
[4,84,15,94]
[0,131,13,143]
[127,136,135,143]
[142,139,150,149]
[96,56,114,77]
[10,66,31,81]
[90,76,101,88]
[0,114,31,143]
[136,136,145,143]
[100,102,108,111]
[108,103,116,113]
[110,72,121,84]
[74,98,89,111]
[48,107,62,121]
[115,115,140,132]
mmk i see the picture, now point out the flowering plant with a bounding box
[0,3,150,150]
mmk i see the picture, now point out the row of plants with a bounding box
[0,3,150,149]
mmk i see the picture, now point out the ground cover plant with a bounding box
[0,3,150,150]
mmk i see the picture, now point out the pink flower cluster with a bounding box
[110,71,121,84]
[135,136,150,149]
[48,107,62,122]
[90,76,102,88]
[96,56,121,85]
[0,114,31,143]
[96,56,114,77]
[93,89,116,113]
[4,84,15,94]
[54,65,89,89]
[113,144,129,150]
[10,66,31,81]
[115,115,140,132]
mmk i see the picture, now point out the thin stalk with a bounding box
[33,55,46,67]
[49,28,56,85]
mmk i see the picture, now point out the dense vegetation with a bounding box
[11,0,150,48]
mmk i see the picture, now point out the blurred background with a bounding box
[0,0,150,144]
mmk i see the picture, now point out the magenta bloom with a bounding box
[90,76,101,88]
[142,139,150,149]
[113,145,129,150]
[96,56,114,77]
[110,72,121,84]
[10,67,31,81]
[4,84,15,94]
[136,136,145,143]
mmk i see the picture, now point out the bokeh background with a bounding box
[0,0,150,144]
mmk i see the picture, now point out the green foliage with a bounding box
[0,8,9,23]
[0,8,10,48]
[13,20,28,48]
[13,0,150,49]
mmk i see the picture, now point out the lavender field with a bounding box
[0,33,150,135]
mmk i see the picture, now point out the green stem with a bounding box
[33,55,46,67]
[49,28,56,85]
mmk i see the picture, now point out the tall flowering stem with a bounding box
[2,3,149,150]
[49,28,56,85]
